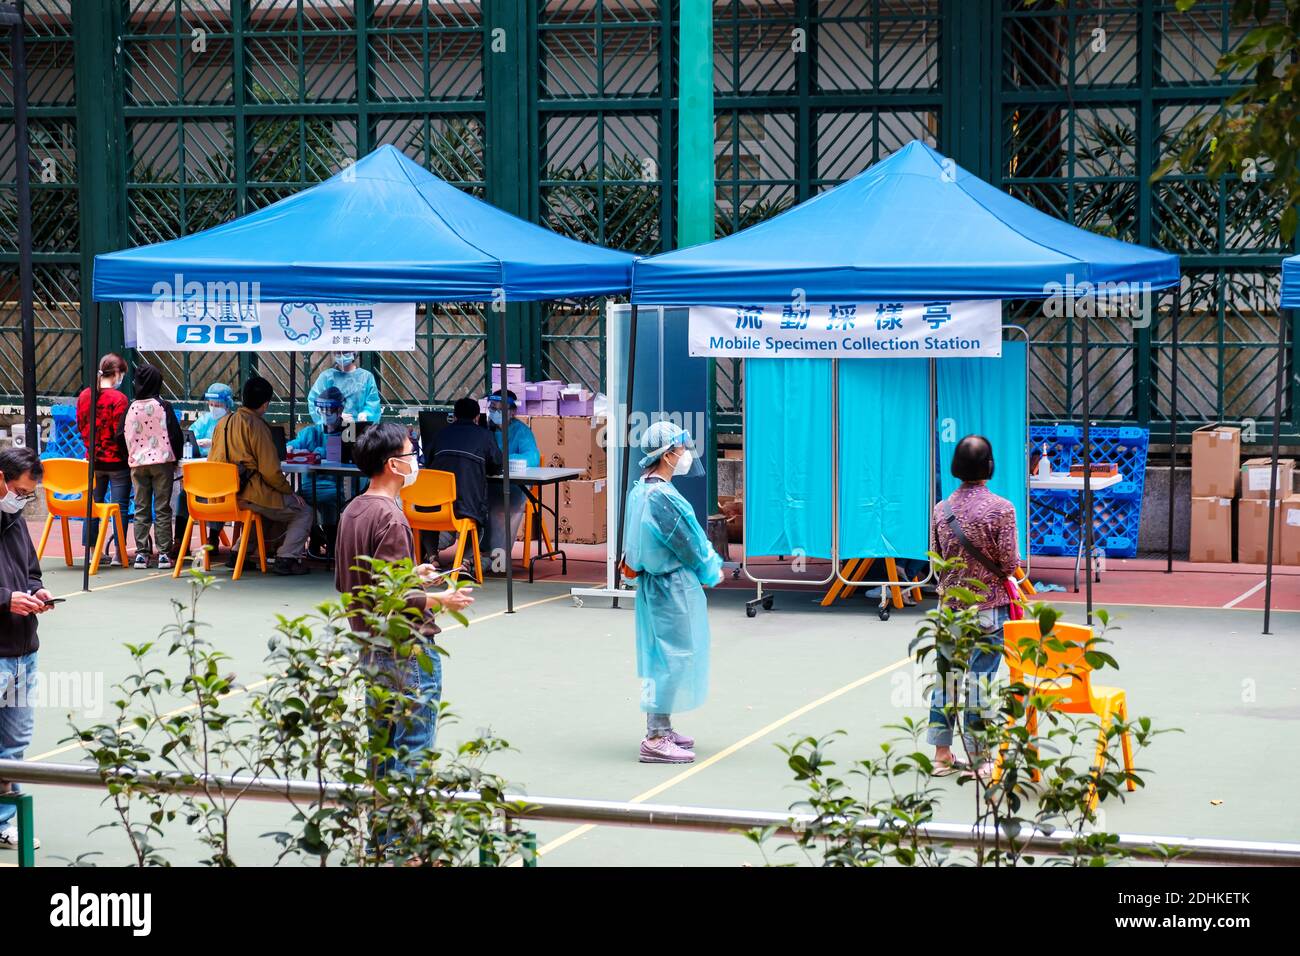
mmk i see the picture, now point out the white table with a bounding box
[1029,471,1123,591]
[504,466,585,581]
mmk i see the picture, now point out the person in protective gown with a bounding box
[622,421,722,764]
[287,386,350,554]
[307,351,382,426]
[485,389,540,568]
[190,383,233,457]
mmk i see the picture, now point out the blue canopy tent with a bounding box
[1262,254,1300,633]
[622,140,1179,620]
[89,144,636,606]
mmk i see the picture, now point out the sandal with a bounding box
[932,757,969,777]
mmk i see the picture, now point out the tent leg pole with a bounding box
[500,314,513,615]
[612,304,639,610]
[289,355,297,436]
[83,301,100,593]
[13,2,36,452]
[1166,291,1180,573]
[1081,314,1093,626]
[1262,307,1287,636]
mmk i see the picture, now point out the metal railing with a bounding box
[3,758,1299,867]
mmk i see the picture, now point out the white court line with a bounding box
[1223,578,1267,609]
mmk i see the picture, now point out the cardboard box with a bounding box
[490,364,526,391]
[1280,495,1300,566]
[530,415,607,479]
[557,478,607,544]
[558,398,594,416]
[526,399,558,417]
[536,380,564,401]
[1191,424,1241,498]
[1189,496,1235,563]
[1241,457,1294,500]
[1237,496,1282,564]
[722,448,743,460]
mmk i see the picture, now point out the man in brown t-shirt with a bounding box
[335,423,474,770]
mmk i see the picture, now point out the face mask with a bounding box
[488,410,503,427]
[334,353,355,369]
[209,405,228,420]
[393,456,418,488]
[672,448,693,476]
[0,491,27,514]
[323,411,341,428]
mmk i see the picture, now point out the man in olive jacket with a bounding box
[209,376,313,575]
[0,446,54,850]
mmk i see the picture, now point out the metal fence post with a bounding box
[0,792,35,868]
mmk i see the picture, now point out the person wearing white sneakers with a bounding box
[621,422,722,764]
[0,446,53,851]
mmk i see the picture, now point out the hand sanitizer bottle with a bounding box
[1037,443,1051,479]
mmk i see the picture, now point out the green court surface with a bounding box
[11,562,1300,867]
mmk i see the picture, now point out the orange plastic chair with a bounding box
[36,458,126,575]
[994,619,1135,810]
[172,461,266,581]
[521,485,557,570]
[400,469,482,583]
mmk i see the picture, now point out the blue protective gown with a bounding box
[495,418,541,468]
[307,366,382,425]
[190,411,224,458]
[623,477,723,715]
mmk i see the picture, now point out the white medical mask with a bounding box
[488,410,503,427]
[0,491,27,514]
[672,448,693,476]
[392,456,418,488]
[334,353,355,369]
[209,405,228,420]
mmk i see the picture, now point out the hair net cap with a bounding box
[204,382,233,406]
[314,385,345,409]
[638,421,692,469]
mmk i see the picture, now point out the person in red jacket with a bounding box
[75,353,132,566]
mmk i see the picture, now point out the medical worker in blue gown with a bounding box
[287,387,349,552]
[485,389,540,569]
[307,351,382,425]
[190,383,233,457]
[622,421,722,764]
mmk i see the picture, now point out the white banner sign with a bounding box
[124,298,417,351]
[688,300,1002,358]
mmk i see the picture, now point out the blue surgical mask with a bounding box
[488,410,503,427]
[323,411,341,428]
[334,353,355,369]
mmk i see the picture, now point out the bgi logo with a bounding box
[277,302,325,344]
[49,886,152,937]
[176,324,263,346]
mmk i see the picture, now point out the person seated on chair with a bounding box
[429,397,502,564]
[307,351,382,426]
[484,390,540,572]
[287,386,352,555]
[928,434,1019,781]
[209,376,313,576]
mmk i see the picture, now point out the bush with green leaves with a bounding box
[748,553,1177,867]
[70,559,531,867]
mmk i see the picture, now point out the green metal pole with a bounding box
[0,793,35,867]
[678,0,715,510]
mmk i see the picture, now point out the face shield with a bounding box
[638,423,705,478]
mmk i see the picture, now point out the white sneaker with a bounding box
[0,824,40,850]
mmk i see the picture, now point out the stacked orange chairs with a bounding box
[36,458,127,575]
[994,619,1135,810]
[172,461,266,581]
[401,469,482,583]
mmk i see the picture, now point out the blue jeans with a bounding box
[365,645,442,779]
[85,469,132,559]
[926,606,1010,751]
[0,652,38,826]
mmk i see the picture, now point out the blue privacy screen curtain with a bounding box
[937,338,1029,555]
[837,359,931,560]
[743,358,834,558]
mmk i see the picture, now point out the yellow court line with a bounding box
[54,571,167,599]
[28,590,572,764]
[535,655,913,858]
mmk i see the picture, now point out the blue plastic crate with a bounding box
[41,404,85,460]
[1028,424,1149,559]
